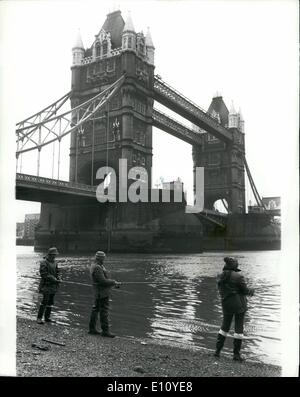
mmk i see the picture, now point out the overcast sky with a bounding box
[0,0,298,221]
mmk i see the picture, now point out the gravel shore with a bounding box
[17,317,281,377]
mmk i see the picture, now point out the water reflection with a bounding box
[17,247,281,366]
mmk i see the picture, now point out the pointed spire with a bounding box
[213,91,221,98]
[73,29,84,49]
[123,12,135,32]
[238,107,244,121]
[146,27,154,48]
[229,100,236,114]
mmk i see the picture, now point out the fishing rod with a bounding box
[249,284,280,290]
[20,275,280,289]
[20,275,181,286]
[20,275,127,292]
[20,275,198,285]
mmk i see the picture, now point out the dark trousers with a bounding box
[37,293,55,320]
[215,312,245,355]
[221,312,245,334]
[89,296,110,332]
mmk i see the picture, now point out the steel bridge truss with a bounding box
[152,108,203,145]
[153,76,232,142]
[16,75,125,157]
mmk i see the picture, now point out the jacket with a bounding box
[217,270,254,314]
[90,261,116,299]
[38,256,60,294]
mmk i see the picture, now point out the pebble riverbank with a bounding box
[17,317,281,377]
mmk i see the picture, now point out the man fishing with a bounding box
[36,247,60,324]
[88,251,121,337]
[214,257,254,361]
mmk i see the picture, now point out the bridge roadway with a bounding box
[153,77,233,143]
[16,173,99,204]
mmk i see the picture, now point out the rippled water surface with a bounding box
[17,246,281,366]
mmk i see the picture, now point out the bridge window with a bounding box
[99,61,105,73]
[209,170,220,185]
[87,65,96,79]
[107,58,115,72]
[207,133,219,143]
[134,99,146,115]
[134,131,145,145]
[136,59,144,72]
[96,42,101,57]
[102,41,108,56]
[139,40,145,54]
[110,95,120,110]
[209,153,220,165]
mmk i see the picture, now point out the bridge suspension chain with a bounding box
[15,75,125,156]
[243,156,266,211]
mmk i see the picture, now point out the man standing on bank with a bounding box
[214,257,254,361]
[37,247,60,324]
[88,251,121,337]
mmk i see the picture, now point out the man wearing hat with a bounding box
[37,247,60,324]
[214,257,254,361]
[88,251,121,337]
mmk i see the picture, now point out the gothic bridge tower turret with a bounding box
[70,10,155,188]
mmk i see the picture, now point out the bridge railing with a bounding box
[16,173,97,193]
[154,76,232,141]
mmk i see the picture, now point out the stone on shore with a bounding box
[17,317,281,377]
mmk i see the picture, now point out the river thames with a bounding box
[17,246,281,366]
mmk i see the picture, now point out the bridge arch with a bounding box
[212,198,229,214]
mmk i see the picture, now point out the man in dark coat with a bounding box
[88,251,121,337]
[214,257,254,361]
[37,247,60,324]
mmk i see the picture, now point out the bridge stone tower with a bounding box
[35,10,204,253]
[70,11,154,187]
[192,96,246,213]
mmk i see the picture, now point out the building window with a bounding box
[139,41,144,54]
[99,61,105,73]
[102,41,108,56]
[95,63,101,74]
[107,58,115,72]
[111,95,120,110]
[134,131,146,146]
[210,153,220,165]
[96,42,101,57]
[128,37,132,48]
[207,133,218,143]
[134,99,146,115]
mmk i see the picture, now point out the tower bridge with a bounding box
[16,9,280,252]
